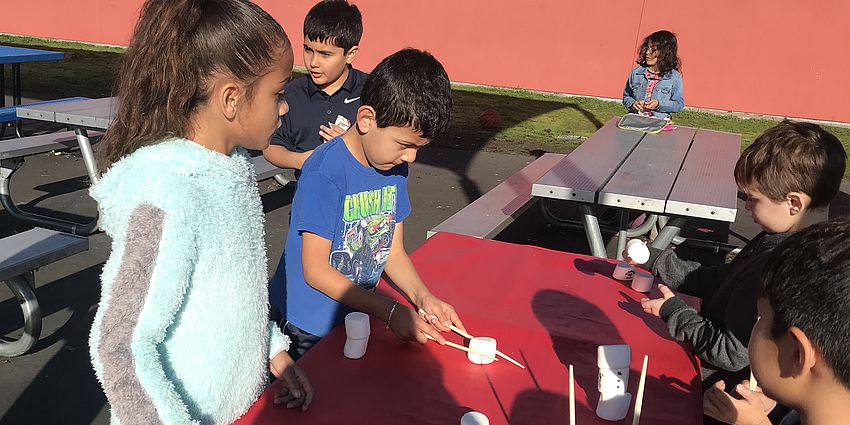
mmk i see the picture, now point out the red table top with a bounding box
[235,232,702,425]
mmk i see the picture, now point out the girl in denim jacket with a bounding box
[623,30,684,122]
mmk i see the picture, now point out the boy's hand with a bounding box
[270,351,314,411]
[703,380,775,425]
[319,123,347,141]
[417,293,466,334]
[620,250,636,266]
[645,99,660,110]
[632,100,646,112]
[640,284,675,317]
[388,304,447,345]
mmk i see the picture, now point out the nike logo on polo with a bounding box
[343,97,360,104]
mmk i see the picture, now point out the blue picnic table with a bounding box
[0,45,65,137]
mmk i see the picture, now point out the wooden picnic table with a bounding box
[532,117,740,258]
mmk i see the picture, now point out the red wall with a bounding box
[4,0,849,123]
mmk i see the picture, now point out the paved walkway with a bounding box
[1,121,847,424]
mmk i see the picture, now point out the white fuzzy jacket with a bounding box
[88,139,289,424]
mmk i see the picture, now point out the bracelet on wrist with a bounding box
[386,301,399,329]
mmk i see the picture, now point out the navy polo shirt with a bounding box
[270,66,368,154]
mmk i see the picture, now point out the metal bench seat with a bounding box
[427,153,565,239]
[1,227,88,356]
[0,130,103,160]
[250,155,293,186]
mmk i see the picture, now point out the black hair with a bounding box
[637,30,681,76]
[303,0,362,52]
[360,48,453,140]
[735,120,846,209]
[761,215,850,389]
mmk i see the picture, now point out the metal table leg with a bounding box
[580,204,607,258]
[75,128,100,185]
[12,63,23,138]
[651,217,687,250]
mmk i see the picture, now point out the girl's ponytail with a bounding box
[99,0,288,169]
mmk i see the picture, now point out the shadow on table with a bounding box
[507,289,701,424]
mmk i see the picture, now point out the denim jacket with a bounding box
[622,65,684,120]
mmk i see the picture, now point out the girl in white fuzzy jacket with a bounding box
[88,0,312,423]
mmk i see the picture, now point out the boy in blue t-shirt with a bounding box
[263,0,367,173]
[269,48,465,358]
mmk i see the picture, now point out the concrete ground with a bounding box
[1,119,848,424]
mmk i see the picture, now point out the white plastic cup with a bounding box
[631,270,655,293]
[343,312,370,359]
[626,239,650,264]
[612,262,635,281]
[461,411,490,425]
[467,337,497,365]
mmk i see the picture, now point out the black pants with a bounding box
[271,307,322,361]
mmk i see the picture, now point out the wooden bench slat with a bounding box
[0,130,103,160]
[428,153,565,239]
[0,228,88,282]
[598,127,697,213]
[532,117,644,203]
[665,129,740,222]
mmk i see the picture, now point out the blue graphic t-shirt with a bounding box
[269,136,411,336]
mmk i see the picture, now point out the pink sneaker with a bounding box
[661,123,677,132]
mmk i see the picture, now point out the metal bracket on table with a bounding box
[1,158,99,235]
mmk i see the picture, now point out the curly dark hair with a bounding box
[637,30,680,76]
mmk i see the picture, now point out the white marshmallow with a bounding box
[597,345,631,369]
[343,312,370,359]
[467,337,497,365]
[631,270,655,293]
[596,392,633,421]
[626,239,650,264]
[460,411,489,425]
[612,262,636,281]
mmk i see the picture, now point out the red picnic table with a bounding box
[235,232,702,424]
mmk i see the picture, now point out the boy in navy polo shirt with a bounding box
[263,0,367,173]
[269,49,466,359]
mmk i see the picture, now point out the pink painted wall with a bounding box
[4,0,849,123]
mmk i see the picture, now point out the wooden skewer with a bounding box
[631,355,649,425]
[748,370,758,391]
[417,308,527,369]
[569,364,576,425]
[422,333,499,361]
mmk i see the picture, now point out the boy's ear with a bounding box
[788,326,818,376]
[345,45,359,64]
[355,105,375,134]
[786,191,809,216]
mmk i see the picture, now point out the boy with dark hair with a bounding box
[269,48,464,358]
[263,0,367,173]
[635,120,846,388]
[703,216,850,425]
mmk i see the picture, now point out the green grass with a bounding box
[3,34,849,177]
